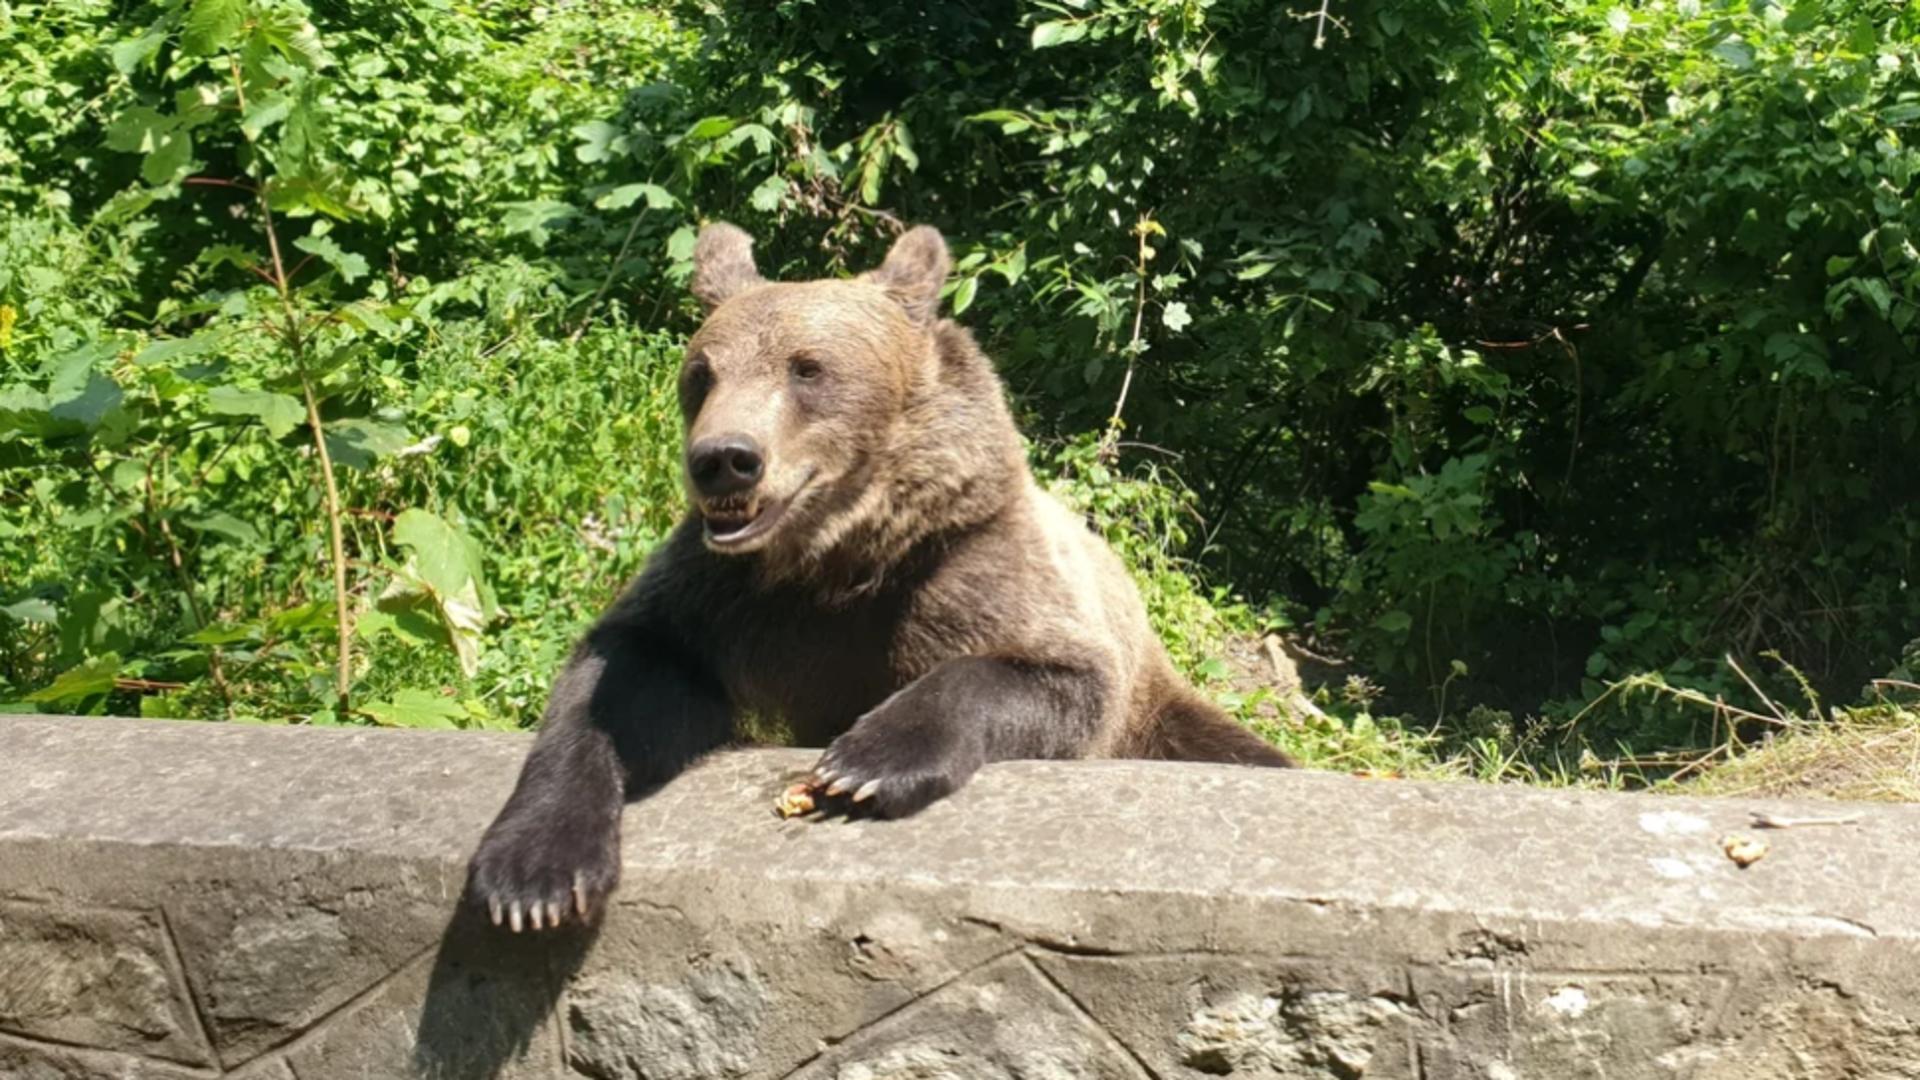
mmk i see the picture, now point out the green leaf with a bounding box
[324,419,412,469]
[393,508,477,601]
[242,93,292,140]
[141,129,194,185]
[362,595,450,649]
[134,332,224,368]
[184,512,262,546]
[1709,40,1753,70]
[182,0,248,57]
[106,106,173,153]
[111,27,167,74]
[1161,301,1191,333]
[1375,610,1414,634]
[185,622,260,645]
[387,509,495,677]
[1855,278,1894,319]
[951,275,979,316]
[749,174,786,213]
[25,654,121,705]
[666,225,697,263]
[595,183,676,212]
[46,348,125,431]
[1032,21,1068,48]
[291,233,369,284]
[2,599,59,624]
[1236,262,1278,281]
[207,386,304,438]
[1569,161,1601,179]
[684,115,737,141]
[572,120,622,164]
[500,199,577,246]
[360,687,464,729]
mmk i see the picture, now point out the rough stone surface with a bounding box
[0,902,209,1067]
[2,715,1919,1079]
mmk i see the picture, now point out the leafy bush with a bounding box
[4,0,1918,779]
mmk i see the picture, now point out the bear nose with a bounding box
[687,435,765,497]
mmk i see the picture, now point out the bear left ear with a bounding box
[864,225,951,325]
[691,222,766,312]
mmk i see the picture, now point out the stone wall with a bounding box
[1,715,1917,1079]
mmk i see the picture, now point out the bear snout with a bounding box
[687,434,766,497]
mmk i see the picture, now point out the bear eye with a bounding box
[790,355,824,382]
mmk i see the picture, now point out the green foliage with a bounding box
[671,0,1920,750]
[3,0,1918,781]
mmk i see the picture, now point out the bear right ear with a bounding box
[864,225,951,325]
[690,222,765,311]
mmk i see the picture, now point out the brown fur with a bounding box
[466,223,1293,932]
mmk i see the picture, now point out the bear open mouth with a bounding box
[700,471,815,548]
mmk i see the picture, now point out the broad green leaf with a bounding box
[683,115,736,141]
[666,225,697,262]
[393,508,478,603]
[951,275,979,316]
[1161,301,1191,332]
[1375,611,1414,634]
[184,512,262,545]
[360,688,463,729]
[207,386,304,438]
[26,654,121,704]
[141,129,193,185]
[1032,21,1067,48]
[572,120,622,164]
[106,106,172,153]
[46,348,125,431]
[268,601,335,635]
[749,174,786,213]
[291,233,369,284]
[362,595,450,649]
[134,333,224,368]
[595,183,675,212]
[185,622,260,645]
[1708,40,1753,70]
[1856,278,1894,319]
[242,93,292,140]
[325,419,413,469]
[2,599,58,624]
[389,509,495,675]
[111,27,167,73]
[182,0,248,57]
[499,199,577,245]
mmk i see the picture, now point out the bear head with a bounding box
[677,222,954,560]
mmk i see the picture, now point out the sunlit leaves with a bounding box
[182,0,248,57]
[206,386,303,438]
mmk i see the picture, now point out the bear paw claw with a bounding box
[467,819,617,931]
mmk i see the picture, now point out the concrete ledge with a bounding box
[1,715,1917,1079]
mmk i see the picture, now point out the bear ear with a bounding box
[865,225,951,325]
[690,222,765,311]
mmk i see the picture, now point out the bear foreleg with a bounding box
[465,625,731,931]
[808,655,1107,818]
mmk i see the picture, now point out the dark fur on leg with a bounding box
[811,655,1108,818]
[465,624,730,931]
[1142,691,1298,768]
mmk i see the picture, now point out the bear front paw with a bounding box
[810,706,985,819]
[466,813,619,932]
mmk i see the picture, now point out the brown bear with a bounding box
[467,222,1295,931]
